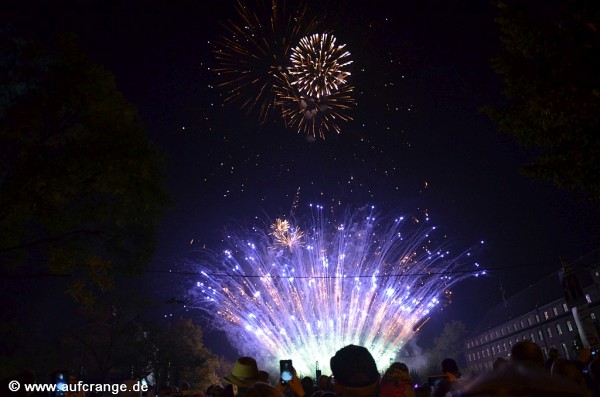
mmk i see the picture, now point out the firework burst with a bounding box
[270,218,305,251]
[189,206,483,375]
[277,33,356,139]
[289,33,353,99]
[212,0,320,123]
[276,80,355,138]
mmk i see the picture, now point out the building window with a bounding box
[563,303,569,312]
[538,330,544,341]
[536,314,540,323]
[521,320,525,329]
[492,346,496,355]
[496,330,500,338]
[530,333,535,341]
[592,313,597,321]
[544,311,549,320]
[503,342,507,352]
[586,294,592,304]
[546,327,553,338]
[567,321,574,332]
[553,307,559,316]
[562,343,570,360]
[528,317,533,326]
[477,352,480,359]
[514,323,518,332]
[556,324,563,335]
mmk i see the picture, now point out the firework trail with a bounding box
[189,205,483,375]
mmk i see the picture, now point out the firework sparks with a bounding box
[289,33,353,99]
[277,33,356,139]
[190,206,483,375]
[276,80,355,138]
[212,0,320,123]
[270,218,305,251]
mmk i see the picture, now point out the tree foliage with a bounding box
[0,29,170,305]
[485,0,600,205]
[423,320,468,376]
[157,317,220,391]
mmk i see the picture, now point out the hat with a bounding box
[330,345,380,388]
[223,357,261,388]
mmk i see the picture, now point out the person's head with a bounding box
[589,359,600,384]
[382,362,411,385]
[223,357,263,395]
[257,371,270,383]
[510,340,545,368]
[300,376,315,396]
[441,358,461,378]
[330,345,380,396]
[207,384,224,397]
[221,384,237,397]
[551,357,587,388]
[388,362,409,373]
[548,346,559,360]
[318,375,330,391]
[245,382,283,397]
[492,357,508,371]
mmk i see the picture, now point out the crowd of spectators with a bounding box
[4,340,600,397]
[208,341,600,397]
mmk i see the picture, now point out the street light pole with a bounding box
[165,298,185,388]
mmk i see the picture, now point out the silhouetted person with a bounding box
[492,357,508,371]
[432,358,461,397]
[510,340,545,368]
[330,344,380,397]
[545,346,560,371]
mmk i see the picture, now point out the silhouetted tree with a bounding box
[157,317,219,391]
[0,29,170,305]
[61,289,161,383]
[423,320,468,376]
[485,0,600,206]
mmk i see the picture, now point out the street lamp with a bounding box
[165,298,185,388]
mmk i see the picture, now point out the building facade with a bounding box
[465,262,600,372]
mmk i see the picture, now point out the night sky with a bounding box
[4,0,599,357]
